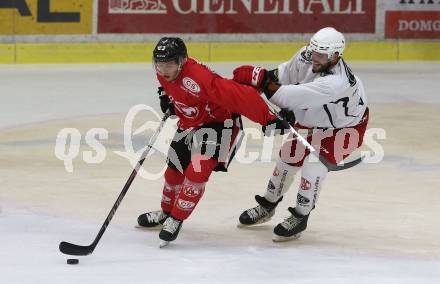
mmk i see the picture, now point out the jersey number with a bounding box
[324,96,358,128]
[331,97,357,118]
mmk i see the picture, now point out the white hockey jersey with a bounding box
[270,46,367,129]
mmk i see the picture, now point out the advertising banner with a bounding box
[386,11,440,39]
[98,0,376,34]
[0,0,92,35]
[384,0,440,39]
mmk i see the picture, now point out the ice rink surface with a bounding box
[1,62,440,283]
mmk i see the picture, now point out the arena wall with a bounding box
[0,0,439,63]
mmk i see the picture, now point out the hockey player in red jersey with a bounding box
[137,37,275,247]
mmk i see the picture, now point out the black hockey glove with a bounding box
[158,87,175,115]
[262,108,295,136]
[279,108,296,124]
[262,119,288,136]
[261,70,281,100]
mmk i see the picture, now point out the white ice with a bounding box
[1,62,440,284]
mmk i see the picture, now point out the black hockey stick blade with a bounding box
[59,241,95,256]
[58,112,170,257]
[320,155,364,172]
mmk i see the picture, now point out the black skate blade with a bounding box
[134,225,162,231]
[59,241,93,256]
[322,155,364,172]
[237,216,273,228]
[272,233,302,242]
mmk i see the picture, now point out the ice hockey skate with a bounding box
[159,216,183,248]
[137,210,169,229]
[272,207,309,242]
[237,195,282,227]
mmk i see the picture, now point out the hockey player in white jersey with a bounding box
[232,27,369,242]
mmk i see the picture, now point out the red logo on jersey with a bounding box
[272,167,280,177]
[174,101,199,118]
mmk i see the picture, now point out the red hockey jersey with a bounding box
[157,58,274,129]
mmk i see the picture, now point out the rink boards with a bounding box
[0,41,440,64]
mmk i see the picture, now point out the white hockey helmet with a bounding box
[309,27,345,59]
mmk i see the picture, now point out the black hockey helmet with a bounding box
[153,37,187,63]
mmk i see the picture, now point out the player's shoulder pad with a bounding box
[184,58,217,84]
[180,58,218,96]
[318,59,357,92]
[316,71,347,96]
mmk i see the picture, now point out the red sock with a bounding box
[161,167,184,213]
[170,156,217,220]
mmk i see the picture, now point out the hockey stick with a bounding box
[266,104,363,172]
[59,112,171,256]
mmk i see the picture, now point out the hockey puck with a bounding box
[67,258,79,265]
